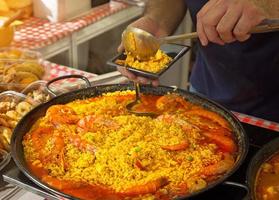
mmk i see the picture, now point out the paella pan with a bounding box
[11,83,248,200]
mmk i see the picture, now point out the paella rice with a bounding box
[115,50,172,73]
[23,91,237,200]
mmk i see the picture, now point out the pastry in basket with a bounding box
[3,71,39,84]
[0,132,9,151]
[5,61,45,79]
[0,60,45,91]
[0,126,11,150]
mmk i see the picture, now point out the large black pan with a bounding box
[245,137,279,200]
[11,78,248,200]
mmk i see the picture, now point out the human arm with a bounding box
[118,0,187,86]
[197,0,279,46]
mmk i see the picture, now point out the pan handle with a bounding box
[46,75,91,97]
[223,181,250,200]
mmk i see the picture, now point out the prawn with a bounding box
[156,94,190,111]
[157,114,199,132]
[185,109,230,129]
[202,153,235,176]
[120,177,169,196]
[29,127,54,152]
[201,131,237,153]
[134,159,145,170]
[29,127,66,167]
[161,140,189,151]
[77,115,119,132]
[68,133,96,153]
[46,105,79,125]
[42,175,85,190]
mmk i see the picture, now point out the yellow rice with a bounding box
[23,91,226,194]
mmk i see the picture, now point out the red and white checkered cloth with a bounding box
[11,1,128,49]
[233,111,279,132]
[42,61,97,88]
[44,61,96,81]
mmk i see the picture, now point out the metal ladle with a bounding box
[122,20,279,60]
[126,82,158,117]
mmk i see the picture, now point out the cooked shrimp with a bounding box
[42,175,85,190]
[201,131,237,153]
[77,115,119,132]
[29,127,54,152]
[134,159,145,170]
[157,114,199,131]
[202,153,235,176]
[29,127,66,167]
[161,140,189,151]
[185,109,230,129]
[120,177,169,196]
[156,94,190,111]
[46,105,79,125]
[68,133,96,153]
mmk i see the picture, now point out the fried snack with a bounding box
[7,119,16,128]
[0,99,33,151]
[6,110,20,121]
[0,126,12,143]
[0,133,9,151]
[0,55,45,91]
[16,101,32,116]
[116,50,172,73]
[0,139,5,150]
[3,71,39,85]
[0,103,8,113]
[0,116,9,127]
[0,101,14,112]
[5,62,45,79]
[27,90,51,103]
[0,113,17,128]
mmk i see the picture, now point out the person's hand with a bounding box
[196,0,267,46]
[117,16,168,86]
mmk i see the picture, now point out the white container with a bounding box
[33,0,92,22]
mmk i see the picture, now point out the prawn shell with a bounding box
[185,109,230,130]
[120,177,169,196]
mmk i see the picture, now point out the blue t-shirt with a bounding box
[185,0,279,122]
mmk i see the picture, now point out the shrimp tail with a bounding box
[202,131,237,153]
[120,177,169,196]
[161,140,189,151]
[186,109,230,129]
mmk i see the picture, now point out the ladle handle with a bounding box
[160,19,279,43]
[134,82,141,102]
[161,32,198,43]
[250,19,279,33]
